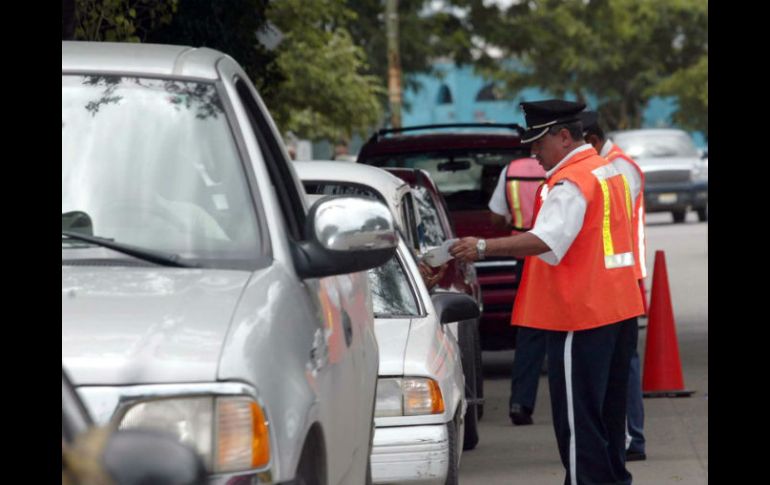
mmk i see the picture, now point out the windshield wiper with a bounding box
[62,231,198,268]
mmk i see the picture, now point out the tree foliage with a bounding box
[145,0,283,101]
[72,0,178,42]
[453,0,707,133]
[266,0,385,140]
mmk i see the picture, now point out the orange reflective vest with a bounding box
[606,144,647,279]
[511,148,645,331]
[504,158,546,234]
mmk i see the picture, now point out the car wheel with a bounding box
[672,209,686,223]
[697,206,707,222]
[445,417,460,485]
[473,322,484,421]
[460,322,479,450]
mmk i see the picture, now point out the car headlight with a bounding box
[118,396,270,473]
[375,377,445,417]
[691,162,708,182]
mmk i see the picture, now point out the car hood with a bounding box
[62,266,254,385]
[634,156,701,172]
[374,317,411,376]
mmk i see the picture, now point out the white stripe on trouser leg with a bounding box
[565,332,576,484]
[625,424,632,450]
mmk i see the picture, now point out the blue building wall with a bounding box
[401,63,706,148]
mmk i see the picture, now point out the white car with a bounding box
[367,237,478,484]
[298,164,479,484]
[297,162,485,455]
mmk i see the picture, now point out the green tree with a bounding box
[346,0,476,111]
[652,55,707,137]
[73,0,178,42]
[266,0,385,140]
[455,0,707,132]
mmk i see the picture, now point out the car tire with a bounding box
[473,322,484,421]
[697,206,707,222]
[460,322,479,450]
[672,209,686,223]
[445,417,460,485]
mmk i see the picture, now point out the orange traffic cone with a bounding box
[642,250,694,398]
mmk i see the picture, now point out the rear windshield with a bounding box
[363,149,529,211]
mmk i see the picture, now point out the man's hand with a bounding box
[419,261,449,290]
[450,237,480,263]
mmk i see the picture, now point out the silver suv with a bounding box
[609,128,708,223]
[62,41,397,485]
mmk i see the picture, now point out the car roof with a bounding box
[62,41,226,80]
[358,132,526,160]
[609,128,689,137]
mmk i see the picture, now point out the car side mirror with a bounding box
[103,429,206,485]
[431,292,480,324]
[293,195,398,278]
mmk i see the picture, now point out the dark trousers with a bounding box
[547,318,638,485]
[509,325,547,411]
[626,349,645,453]
[509,258,548,412]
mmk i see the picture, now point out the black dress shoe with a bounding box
[509,403,533,425]
[626,450,647,461]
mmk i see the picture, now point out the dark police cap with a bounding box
[579,110,599,132]
[519,99,586,143]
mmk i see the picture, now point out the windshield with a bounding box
[62,75,261,267]
[611,131,699,159]
[412,186,446,250]
[367,149,529,211]
[367,253,420,318]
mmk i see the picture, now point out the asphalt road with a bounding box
[459,211,708,484]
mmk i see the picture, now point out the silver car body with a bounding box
[63,42,381,485]
[608,128,708,219]
[369,239,466,484]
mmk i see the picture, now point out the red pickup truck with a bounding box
[358,123,532,351]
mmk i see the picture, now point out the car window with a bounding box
[62,75,261,267]
[367,254,420,318]
[401,192,420,252]
[612,132,699,159]
[412,186,446,250]
[303,181,386,203]
[370,149,529,211]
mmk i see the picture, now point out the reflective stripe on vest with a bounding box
[607,146,647,279]
[592,164,635,270]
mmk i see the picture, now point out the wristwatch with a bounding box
[476,239,487,260]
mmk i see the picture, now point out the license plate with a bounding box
[658,193,677,204]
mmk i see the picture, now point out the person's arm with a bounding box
[451,181,586,264]
[449,232,550,262]
[487,166,512,226]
